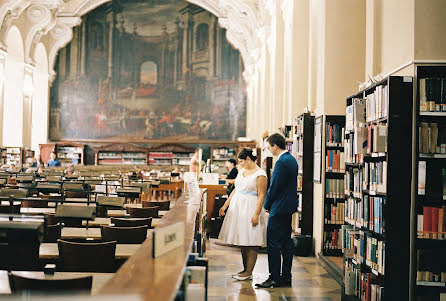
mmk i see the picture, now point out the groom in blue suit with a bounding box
[256,133,298,288]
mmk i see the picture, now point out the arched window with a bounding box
[196,23,209,51]
[140,61,157,85]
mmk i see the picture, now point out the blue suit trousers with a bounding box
[266,214,293,282]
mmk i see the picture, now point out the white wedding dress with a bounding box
[218,168,267,246]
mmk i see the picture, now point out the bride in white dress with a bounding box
[218,148,267,281]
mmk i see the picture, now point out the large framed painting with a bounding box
[50,0,246,142]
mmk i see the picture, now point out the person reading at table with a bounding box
[47,152,61,167]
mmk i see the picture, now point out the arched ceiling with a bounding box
[0,0,272,82]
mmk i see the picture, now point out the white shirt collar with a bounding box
[277,150,287,160]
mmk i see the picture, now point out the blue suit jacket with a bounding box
[264,152,298,216]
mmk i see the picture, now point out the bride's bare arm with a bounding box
[219,188,236,216]
[251,175,267,226]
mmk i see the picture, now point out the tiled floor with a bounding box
[207,239,341,301]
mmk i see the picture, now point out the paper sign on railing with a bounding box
[152,222,184,258]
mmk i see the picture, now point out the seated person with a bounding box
[47,152,61,167]
[224,159,238,195]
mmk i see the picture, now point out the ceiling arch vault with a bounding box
[0,0,271,83]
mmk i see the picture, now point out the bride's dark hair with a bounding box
[237,148,257,161]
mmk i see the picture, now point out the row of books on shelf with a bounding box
[345,124,387,157]
[417,161,446,197]
[326,122,344,147]
[345,168,363,198]
[417,206,446,239]
[286,141,293,153]
[325,150,345,173]
[99,153,147,159]
[344,261,384,301]
[366,84,389,122]
[323,229,342,250]
[6,147,21,154]
[173,159,191,165]
[324,202,345,224]
[343,227,385,275]
[291,139,303,157]
[325,179,345,198]
[345,196,385,235]
[346,98,364,133]
[57,147,82,153]
[212,148,235,156]
[148,159,172,165]
[293,116,304,139]
[363,162,387,194]
[58,153,81,159]
[417,249,446,283]
[419,78,446,112]
[419,122,446,154]
[297,174,303,192]
[149,152,174,159]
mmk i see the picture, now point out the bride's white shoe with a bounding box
[232,274,253,281]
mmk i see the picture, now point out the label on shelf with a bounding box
[416,281,446,287]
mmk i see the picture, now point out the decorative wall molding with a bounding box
[0,1,30,50]
[21,4,53,64]
[45,16,81,75]
[0,0,275,87]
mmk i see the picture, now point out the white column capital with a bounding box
[24,62,35,98]
[281,0,294,28]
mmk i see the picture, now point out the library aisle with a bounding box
[207,239,341,301]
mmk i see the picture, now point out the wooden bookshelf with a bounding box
[40,142,84,166]
[292,113,314,236]
[4,147,23,167]
[22,148,35,167]
[342,76,413,300]
[94,143,149,165]
[411,64,446,301]
[55,142,84,166]
[148,143,195,166]
[322,115,346,256]
[210,145,237,169]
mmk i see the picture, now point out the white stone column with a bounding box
[282,0,310,122]
[69,26,79,78]
[80,19,86,76]
[267,0,285,131]
[208,16,216,78]
[0,49,6,145]
[22,63,35,148]
[3,51,25,147]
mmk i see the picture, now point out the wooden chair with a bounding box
[142,200,170,211]
[8,271,92,295]
[0,243,41,271]
[111,217,152,228]
[101,225,148,244]
[127,206,159,218]
[0,204,21,214]
[43,223,62,243]
[0,188,27,198]
[96,196,125,218]
[22,199,49,208]
[57,239,116,273]
[45,213,58,225]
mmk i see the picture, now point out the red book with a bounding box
[432,207,439,239]
[329,125,333,145]
[333,229,338,249]
[423,206,433,239]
